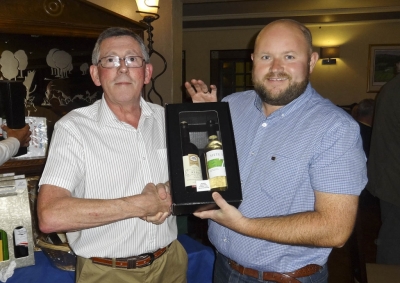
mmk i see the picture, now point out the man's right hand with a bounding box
[1,124,31,147]
[184,79,218,103]
[140,183,172,225]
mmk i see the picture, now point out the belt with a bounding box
[91,245,169,269]
[228,259,322,283]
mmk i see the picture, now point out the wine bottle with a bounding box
[0,81,27,156]
[0,231,3,261]
[204,120,227,191]
[13,226,28,258]
[0,229,9,261]
[181,121,203,192]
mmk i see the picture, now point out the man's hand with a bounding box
[1,124,31,147]
[184,79,218,103]
[194,192,245,231]
[140,183,172,225]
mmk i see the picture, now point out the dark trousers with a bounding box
[376,200,400,264]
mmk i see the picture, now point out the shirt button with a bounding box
[262,122,267,127]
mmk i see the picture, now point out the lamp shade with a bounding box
[136,0,159,17]
[320,46,340,59]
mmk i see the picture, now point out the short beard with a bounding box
[253,72,309,106]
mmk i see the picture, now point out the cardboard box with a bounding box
[165,102,242,215]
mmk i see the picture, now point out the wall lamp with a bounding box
[320,46,340,65]
[135,0,166,105]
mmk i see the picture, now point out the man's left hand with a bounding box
[193,192,245,231]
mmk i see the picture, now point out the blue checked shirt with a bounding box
[208,83,367,272]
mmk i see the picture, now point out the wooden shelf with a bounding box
[0,158,46,176]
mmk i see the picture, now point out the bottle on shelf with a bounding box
[180,121,203,192]
[13,226,28,258]
[204,119,227,191]
[0,229,9,261]
[0,230,3,261]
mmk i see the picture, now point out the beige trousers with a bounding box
[75,240,188,283]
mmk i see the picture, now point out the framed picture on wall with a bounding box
[367,44,400,92]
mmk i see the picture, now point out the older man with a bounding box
[38,27,187,283]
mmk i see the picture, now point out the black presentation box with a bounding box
[0,81,27,156]
[165,102,242,215]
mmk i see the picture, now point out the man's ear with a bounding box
[144,63,153,85]
[309,52,319,74]
[90,65,101,86]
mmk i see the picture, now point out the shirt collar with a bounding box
[253,83,313,118]
[97,94,154,128]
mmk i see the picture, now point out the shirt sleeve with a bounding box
[39,121,85,193]
[0,137,20,166]
[309,118,367,195]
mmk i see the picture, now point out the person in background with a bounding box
[353,98,375,158]
[350,103,358,119]
[37,27,187,283]
[367,61,400,264]
[185,19,367,283]
[0,124,31,165]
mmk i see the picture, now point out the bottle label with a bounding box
[14,227,28,247]
[182,154,203,187]
[206,149,226,178]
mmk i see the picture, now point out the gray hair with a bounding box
[91,27,149,65]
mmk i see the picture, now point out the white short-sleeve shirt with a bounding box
[39,96,176,258]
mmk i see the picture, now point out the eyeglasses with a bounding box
[98,55,145,68]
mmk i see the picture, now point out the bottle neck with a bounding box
[181,123,191,143]
[208,134,218,141]
[182,134,190,143]
[207,120,217,138]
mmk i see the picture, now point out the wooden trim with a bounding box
[0,19,145,38]
[0,158,46,176]
[0,0,146,38]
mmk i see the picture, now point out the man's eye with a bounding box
[106,57,115,62]
[261,55,270,60]
[127,56,136,62]
[286,55,295,59]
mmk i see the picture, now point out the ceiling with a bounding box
[182,0,400,29]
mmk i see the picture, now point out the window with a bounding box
[210,50,253,100]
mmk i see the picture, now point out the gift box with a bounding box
[165,102,242,215]
[0,177,35,269]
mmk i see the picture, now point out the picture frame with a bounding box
[367,44,400,92]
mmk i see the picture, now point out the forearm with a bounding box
[201,191,359,248]
[0,138,20,165]
[236,209,355,248]
[38,194,148,233]
[37,182,170,233]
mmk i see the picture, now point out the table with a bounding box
[6,234,215,283]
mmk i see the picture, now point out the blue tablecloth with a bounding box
[6,234,215,283]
